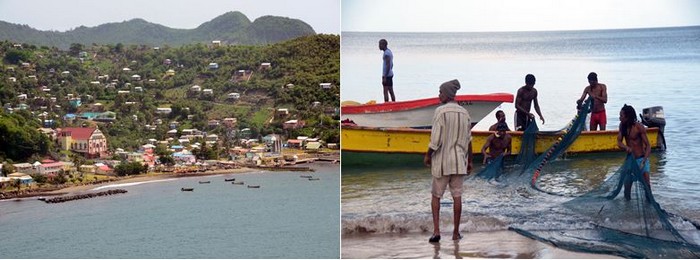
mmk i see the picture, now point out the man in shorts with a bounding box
[578,72,608,130]
[424,79,473,243]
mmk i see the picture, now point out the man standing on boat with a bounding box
[617,104,652,200]
[378,39,395,102]
[515,74,545,131]
[424,79,473,243]
[577,72,608,130]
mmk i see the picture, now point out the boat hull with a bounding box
[341,94,513,128]
[341,125,660,155]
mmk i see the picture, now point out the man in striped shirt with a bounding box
[424,79,473,243]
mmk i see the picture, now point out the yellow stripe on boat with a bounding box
[341,126,660,155]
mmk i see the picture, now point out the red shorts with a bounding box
[591,110,607,127]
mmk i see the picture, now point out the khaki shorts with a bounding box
[431,174,465,198]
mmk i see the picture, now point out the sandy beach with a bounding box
[342,231,621,259]
[0,167,258,200]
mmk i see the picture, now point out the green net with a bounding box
[507,97,700,258]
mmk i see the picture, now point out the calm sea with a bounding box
[0,164,339,258]
[341,27,700,255]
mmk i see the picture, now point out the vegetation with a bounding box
[0,12,316,50]
[114,161,148,176]
[0,32,339,158]
[0,112,52,162]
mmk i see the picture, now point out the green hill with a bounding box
[0,34,339,162]
[0,11,316,49]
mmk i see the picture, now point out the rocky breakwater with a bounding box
[42,189,128,204]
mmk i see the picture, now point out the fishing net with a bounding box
[507,97,700,258]
[516,117,539,172]
[474,154,504,181]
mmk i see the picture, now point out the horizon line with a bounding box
[341,24,700,34]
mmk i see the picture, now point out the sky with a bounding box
[343,0,700,32]
[0,0,340,34]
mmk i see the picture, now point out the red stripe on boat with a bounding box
[341,93,514,114]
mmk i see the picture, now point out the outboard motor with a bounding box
[640,106,666,150]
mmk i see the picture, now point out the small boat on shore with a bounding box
[181,188,194,192]
[224,178,236,182]
[300,175,313,178]
[257,166,314,172]
[198,181,211,184]
[308,178,320,181]
[247,185,260,188]
[232,181,244,185]
[341,93,513,128]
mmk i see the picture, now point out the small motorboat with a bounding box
[181,188,194,192]
[231,181,245,185]
[247,185,260,188]
[300,175,313,178]
[37,197,46,201]
[308,178,320,181]
[224,178,236,182]
[198,181,211,184]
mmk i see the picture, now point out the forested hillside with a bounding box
[0,11,316,49]
[0,34,339,162]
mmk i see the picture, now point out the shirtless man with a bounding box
[617,104,651,200]
[481,123,512,164]
[488,110,511,131]
[577,72,608,130]
[514,74,545,131]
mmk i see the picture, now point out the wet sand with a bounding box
[342,231,620,259]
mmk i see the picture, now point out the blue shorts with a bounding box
[635,157,650,173]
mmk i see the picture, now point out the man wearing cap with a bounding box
[424,79,473,243]
[577,72,608,130]
[481,122,512,165]
[515,74,545,131]
[378,39,395,102]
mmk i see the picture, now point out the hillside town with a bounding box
[0,35,340,195]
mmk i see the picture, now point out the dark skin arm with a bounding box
[533,93,545,124]
[504,135,512,156]
[617,123,632,153]
[481,135,494,164]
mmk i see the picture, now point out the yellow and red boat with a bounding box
[341,125,662,157]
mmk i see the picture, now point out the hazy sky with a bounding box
[0,0,340,34]
[343,0,700,32]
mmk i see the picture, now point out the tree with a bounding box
[1,162,15,177]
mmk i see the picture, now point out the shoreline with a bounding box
[342,230,621,259]
[1,160,340,201]
[1,167,256,201]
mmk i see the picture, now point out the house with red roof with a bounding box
[57,127,108,158]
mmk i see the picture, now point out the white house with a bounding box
[156,107,172,114]
[203,89,213,95]
[131,74,141,81]
[320,83,332,89]
[208,63,219,69]
[227,93,240,100]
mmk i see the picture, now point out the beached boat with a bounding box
[341,125,662,156]
[224,178,236,182]
[181,188,194,191]
[231,181,244,185]
[341,93,513,128]
[308,178,320,181]
[300,175,313,178]
[198,181,211,184]
[247,185,260,188]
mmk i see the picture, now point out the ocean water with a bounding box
[341,26,700,256]
[0,164,339,258]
